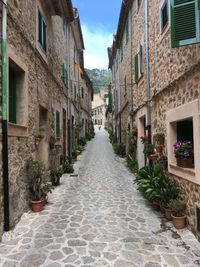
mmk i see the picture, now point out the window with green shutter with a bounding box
[9,67,16,123]
[171,0,200,47]
[56,110,60,138]
[38,9,47,52]
[135,45,143,83]
[161,0,169,32]
[124,76,127,95]
[125,16,129,44]
[135,54,139,83]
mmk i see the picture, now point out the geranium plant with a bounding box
[128,127,138,145]
[173,140,193,159]
[140,135,148,144]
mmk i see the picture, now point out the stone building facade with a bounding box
[109,0,200,239]
[0,0,92,237]
[92,90,108,127]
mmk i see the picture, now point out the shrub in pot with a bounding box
[169,199,187,229]
[41,182,54,205]
[51,166,63,186]
[26,158,45,212]
[153,133,164,145]
[143,144,158,161]
[63,161,74,174]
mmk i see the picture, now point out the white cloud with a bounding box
[82,24,113,70]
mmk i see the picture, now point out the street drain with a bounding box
[70,174,78,177]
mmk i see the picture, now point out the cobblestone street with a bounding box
[0,130,200,267]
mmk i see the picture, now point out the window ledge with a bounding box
[169,163,195,176]
[8,123,28,137]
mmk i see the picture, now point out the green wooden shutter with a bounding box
[56,111,60,138]
[62,64,65,83]
[171,0,199,48]
[38,10,42,45]
[124,76,127,95]
[65,69,68,85]
[43,20,47,52]
[9,68,16,123]
[135,54,138,83]
[140,45,143,74]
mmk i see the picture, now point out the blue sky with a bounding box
[73,0,122,69]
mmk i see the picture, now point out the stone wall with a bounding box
[3,0,68,232]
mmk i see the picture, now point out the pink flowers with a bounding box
[173,140,193,159]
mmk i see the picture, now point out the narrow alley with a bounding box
[0,130,199,267]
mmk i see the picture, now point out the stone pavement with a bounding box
[0,130,200,267]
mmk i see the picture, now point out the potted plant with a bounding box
[50,166,63,186]
[153,133,164,145]
[143,144,158,160]
[34,132,44,146]
[158,179,180,220]
[72,148,78,161]
[169,199,187,229]
[26,158,45,212]
[62,160,74,174]
[173,140,194,168]
[49,136,56,149]
[140,135,148,146]
[41,182,54,205]
[128,127,138,146]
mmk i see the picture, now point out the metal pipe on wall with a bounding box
[1,0,10,231]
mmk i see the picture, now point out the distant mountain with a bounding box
[85,69,111,93]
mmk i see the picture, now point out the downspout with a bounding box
[130,2,133,128]
[2,0,9,231]
[144,0,151,145]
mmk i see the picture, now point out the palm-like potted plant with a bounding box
[72,148,78,161]
[173,140,194,168]
[169,199,187,229]
[41,182,54,205]
[26,158,45,212]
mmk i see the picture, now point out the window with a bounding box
[135,45,143,83]
[120,45,123,61]
[137,0,142,10]
[74,85,76,100]
[124,76,127,96]
[62,17,66,35]
[9,67,16,123]
[125,15,129,43]
[171,0,200,48]
[81,87,84,98]
[161,0,168,32]
[166,99,200,184]
[38,9,47,52]
[56,110,60,138]
[8,60,26,125]
[62,64,68,86]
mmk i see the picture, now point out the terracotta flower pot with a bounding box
[31,199,44,212]
[176,158,193,168]
[171,214,186,229]
[148,154,158,161]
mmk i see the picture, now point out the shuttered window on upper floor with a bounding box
[135,45,143,83]
[161,0,169,32]
[171,0,200,47]
[62,64,68,86]
[56,110,60,138]
[38,9,47,52]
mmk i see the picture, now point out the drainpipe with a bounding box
[144,0,151,145]
[2,0,10,231]
[130,2,133,128]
